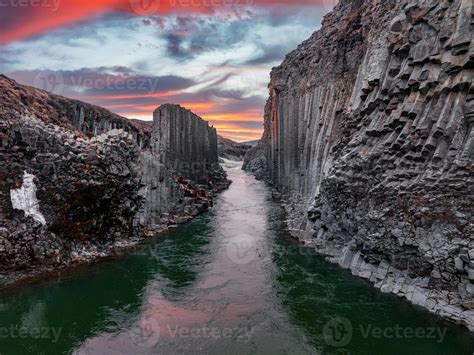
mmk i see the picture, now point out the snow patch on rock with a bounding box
[10,171,46,225]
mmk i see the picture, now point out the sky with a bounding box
[0,0,336,142]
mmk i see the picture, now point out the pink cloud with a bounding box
[0,0,336,44]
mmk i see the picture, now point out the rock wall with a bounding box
[0,74,150,148]
[246,0,474,329]
[152,104,219,183]
[0,113,143,285]
[242,143,268,180]
[136,104,229,232]
[0,77,228,287]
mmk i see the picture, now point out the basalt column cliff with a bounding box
[152,104,219,184]
[137,104,228,231]
[0,76,228,287]
[244,0,474,329]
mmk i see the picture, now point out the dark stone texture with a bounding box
[244,0,474,329]
[0,77,229,287]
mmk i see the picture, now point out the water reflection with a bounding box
[0,216,213,354]
[74,161,311,354]
[0,162,473,355]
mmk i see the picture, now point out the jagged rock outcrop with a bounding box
[0,76,228,287]
[245,0,474,329]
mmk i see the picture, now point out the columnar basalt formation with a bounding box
[245,0,474,329]
[0,76,228,287]
[152,104,219,184]
[135,104,229,232]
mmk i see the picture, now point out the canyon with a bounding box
[0,75,229,287]
[244,0,473,330]
[0,0,472,343]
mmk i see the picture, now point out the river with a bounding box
[1,161,473,354]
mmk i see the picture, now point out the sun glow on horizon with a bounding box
[1,0,328,143]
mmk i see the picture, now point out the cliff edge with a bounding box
[245,0,474,329]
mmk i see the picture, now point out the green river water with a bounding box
[1,161,473,354]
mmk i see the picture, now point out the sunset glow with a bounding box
[0,0,333,141]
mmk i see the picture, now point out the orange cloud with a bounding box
[211,123,263,141]
[179,102,217,111]
[112,107,263,141]
[0,0,189,44]
[212,122,261,131]
[202,114,262,122]
[1,0,121,44]
[219,131,262,142]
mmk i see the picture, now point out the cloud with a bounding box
[244,45,289,65]
[7,68,194,97]
[160,15,255,59]
[0,0,335,140]
[0,0,336,45]
[6,67,265,140]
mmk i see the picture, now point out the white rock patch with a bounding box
[10,171,46,225]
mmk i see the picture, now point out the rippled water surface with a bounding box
[1,161,474,354]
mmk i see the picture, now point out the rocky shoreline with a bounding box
[264,191,474,331]
[0,170,230,290]
[0,210,207,290]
